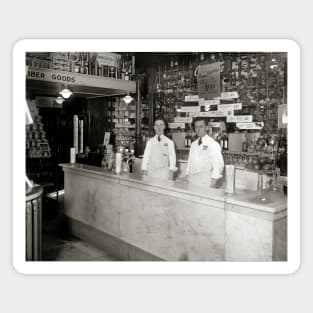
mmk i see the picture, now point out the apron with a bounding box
[188,169,212,187]
[147,140,170,180]
[188,144,213,187]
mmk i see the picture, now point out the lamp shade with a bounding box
[123,94,133,104]
[60,88,73,99]
[56,96,64,104]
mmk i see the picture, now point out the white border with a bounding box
[13,39,300,275]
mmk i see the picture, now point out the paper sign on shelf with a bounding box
[194,111,227,117]
[174,117,193,123]
[180,106,201,113]
[209,122,223,127]
[217,103,235,112]
[198,98,205,105]
[220,91,239,99]
[103,132,111,146]
[234,103,242,110]
[205,99,220,105]
[184,95,200,102]
[236,122,264,130]
[168,122,185,129]
[227,115,253,123]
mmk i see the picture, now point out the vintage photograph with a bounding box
[24,48,288,263]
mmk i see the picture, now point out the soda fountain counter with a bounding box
[60,163,287,261]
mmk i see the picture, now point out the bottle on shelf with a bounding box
[242,132,248,152]
[223,133,228,151]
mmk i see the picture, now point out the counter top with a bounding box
[60,163,287,215]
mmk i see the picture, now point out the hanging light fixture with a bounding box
[123,92,134,104]
[59,87,73,99]
[55,96,64,104]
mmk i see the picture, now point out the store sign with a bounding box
[220,91,239,99]
[236,122,264,130]
[168,122,185,129]
[174,117,193,123]
[227,115,253,123]
[180,106,201,113]
[27,66,136,93]
[197,62,220,100]
[27,69,76,83]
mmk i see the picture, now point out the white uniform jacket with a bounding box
[186,134,224,186]
[141,135,176,179]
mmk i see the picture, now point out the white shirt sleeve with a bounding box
[211,143,224,179]
[141,140,151,171]
[168,140,177,171]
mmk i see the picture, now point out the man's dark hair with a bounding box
[192,117,208,129]
[154,116,167,127]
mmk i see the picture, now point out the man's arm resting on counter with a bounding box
[210,177,223,188]
[141,140,151,175]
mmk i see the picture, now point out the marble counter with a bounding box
[60,163,287,261]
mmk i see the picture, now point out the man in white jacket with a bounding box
[141,117,176,180]
[186,117,224,187]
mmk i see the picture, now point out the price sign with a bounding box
[180,106,201,113]
[217,103,235,112]
[194,111,227,117]
[220,91,239,99]
[174,117,193,123]
[227,115,253,123]
[185,95,200,102]
[236,122,264,130]
[168,122,185,129]
[234,103,242,110]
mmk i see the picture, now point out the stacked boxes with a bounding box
[26,100,51,158]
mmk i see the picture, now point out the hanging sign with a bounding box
[197,62,220,100]
[236,122,264,130]
[227,115,253,123]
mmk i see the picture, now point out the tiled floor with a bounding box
[42,196,119,261]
